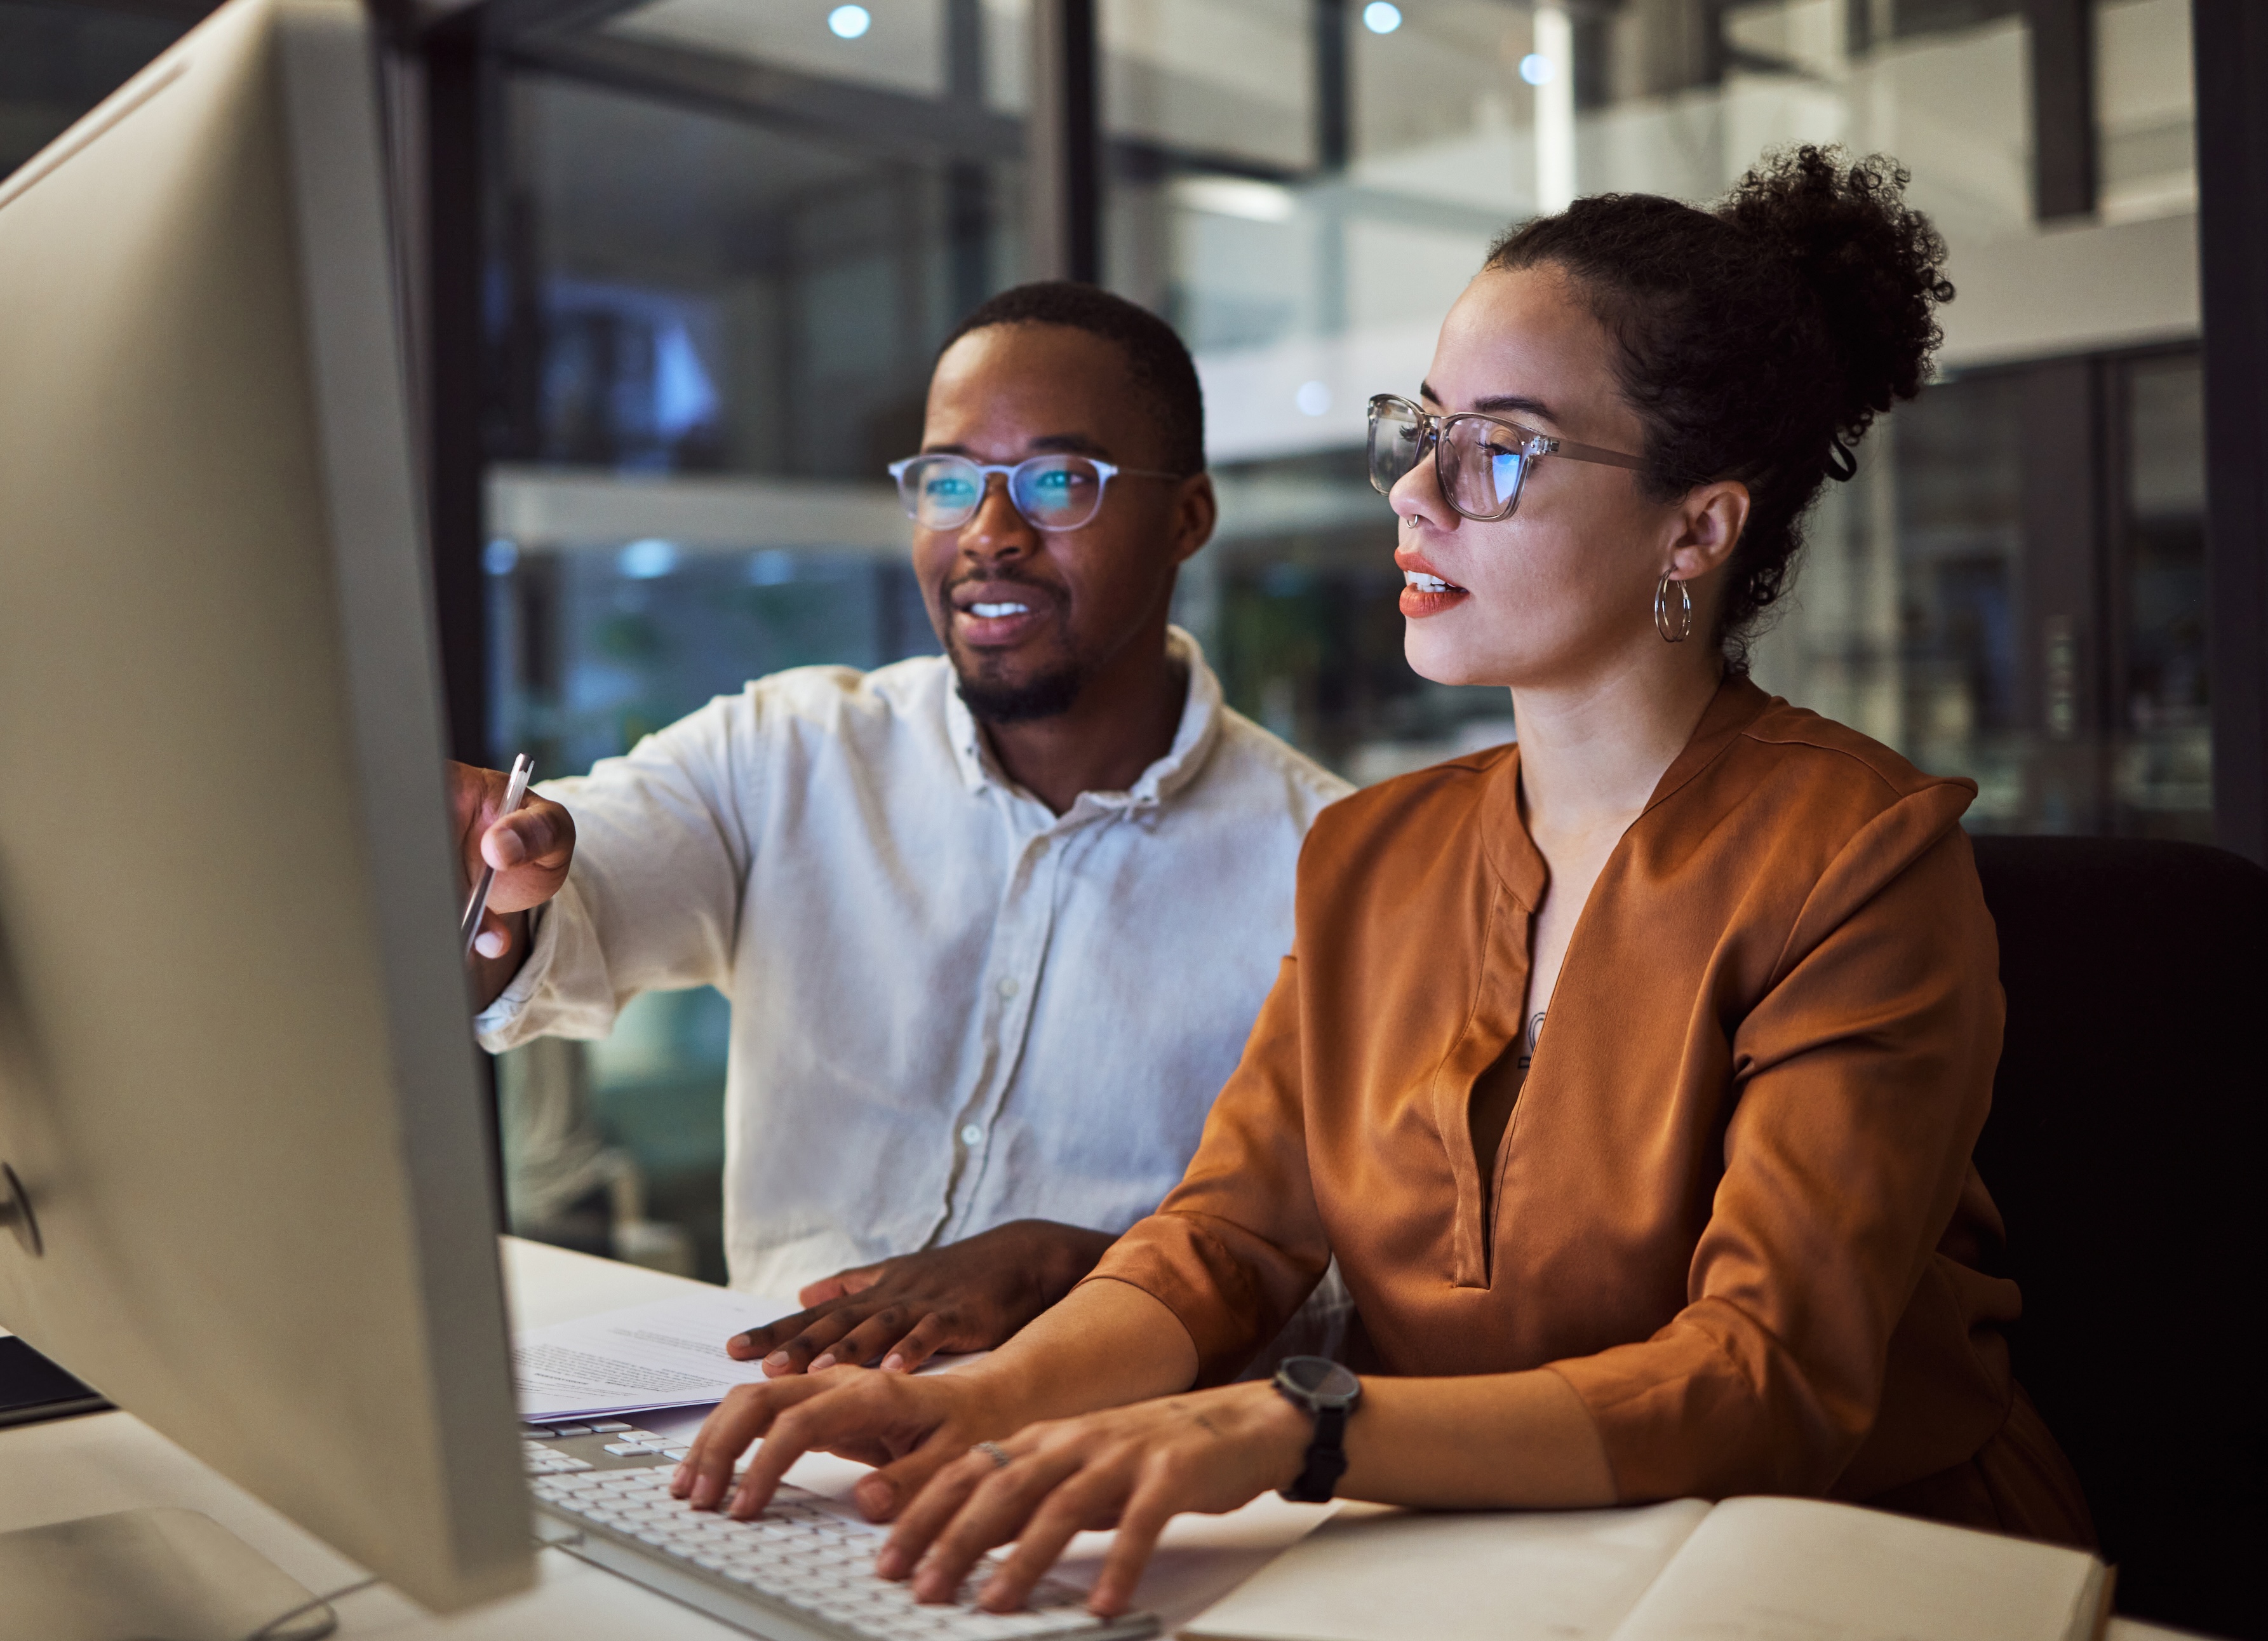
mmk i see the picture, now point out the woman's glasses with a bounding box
[1366,394,1645,522]
[888,453,1181,534]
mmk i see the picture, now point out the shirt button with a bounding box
[997,976,1019,999]
[960,1123,984,1147]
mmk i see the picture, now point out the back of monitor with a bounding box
[0,0,530,1611]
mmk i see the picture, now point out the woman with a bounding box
[672,147,2093,1616]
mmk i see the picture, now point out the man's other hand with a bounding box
[450,759,575,1004]
[727,1220,1117,1375]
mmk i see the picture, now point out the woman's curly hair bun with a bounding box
[1486,145,1954,665]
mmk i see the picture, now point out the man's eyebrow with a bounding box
[920,431,1114,458]
[1027,431,1112,456]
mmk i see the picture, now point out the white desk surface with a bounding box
[0,1236,2202,1640]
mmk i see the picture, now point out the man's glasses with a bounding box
[1367,394,1646,522]
[888,453,1181,534]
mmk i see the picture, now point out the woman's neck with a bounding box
[1510,647,1726,844]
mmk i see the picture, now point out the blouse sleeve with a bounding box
[1547,789,2005,1500]
[1078,954,1333,1384]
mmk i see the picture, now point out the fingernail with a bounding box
[492,830,526,865]
[809,1353,836,1372]
[881,1353,906,1372]
[764,1351,790,1369]
[671,1463,688,1493]
[690,1474,718,1508]
[875,1544,908,1579]
[475,929,506,959]
[856,1476,895,1519]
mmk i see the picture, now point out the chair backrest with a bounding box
[1969,834,2267,1640]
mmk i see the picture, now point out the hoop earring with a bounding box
[1654,575,1694,644]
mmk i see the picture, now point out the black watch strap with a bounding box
[1273,1356,1360,1504]
[1281,1402,1350,1503]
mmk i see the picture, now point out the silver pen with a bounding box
[461,752,533,962]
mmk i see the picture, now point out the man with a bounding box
[458,282,1350,1374]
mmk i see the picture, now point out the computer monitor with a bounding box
[0,0,533,1623]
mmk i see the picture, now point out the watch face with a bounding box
[1279,1355,1361,1406]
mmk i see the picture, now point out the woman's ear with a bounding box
[1663,480,1749,585]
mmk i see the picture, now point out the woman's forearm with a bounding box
[1338,1367,1616,1509]
[966,1281,1614,1510]
[962,1276,1200,1426]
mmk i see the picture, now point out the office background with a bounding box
[5,0,2258,1283]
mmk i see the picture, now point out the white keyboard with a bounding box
[523,1426,1158,1641]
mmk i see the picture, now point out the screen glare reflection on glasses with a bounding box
[890,454,1118,534]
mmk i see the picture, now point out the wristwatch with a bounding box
[1271,1354,1363,1503]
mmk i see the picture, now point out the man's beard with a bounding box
[953,654,1087,724]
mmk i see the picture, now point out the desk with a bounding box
[0,1238,2203,1640]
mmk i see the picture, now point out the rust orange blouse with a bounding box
[1087,677,2091,1543]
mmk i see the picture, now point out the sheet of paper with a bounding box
[1611,1497,2107,1641]
[514,1287,800,1421]
[1179,1499,1714,1641]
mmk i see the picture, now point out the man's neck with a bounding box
[977,627,1190,816]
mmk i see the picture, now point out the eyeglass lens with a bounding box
[1367,398,1532,522]
[897,455,1108,532]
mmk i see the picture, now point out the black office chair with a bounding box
[1969,835,2268,1640]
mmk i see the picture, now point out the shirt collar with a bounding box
[943,625,1225,820]
[1478,672,1774,907]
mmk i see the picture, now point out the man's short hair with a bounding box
[939,282,1206,476]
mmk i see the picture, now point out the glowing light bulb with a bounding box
[1362,3,1402,36]
[828,4,871,39]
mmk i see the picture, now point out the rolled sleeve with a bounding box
[472,874,622,1049]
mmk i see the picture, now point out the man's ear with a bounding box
[1169,473,1218,566]
[1663,478,1748,585]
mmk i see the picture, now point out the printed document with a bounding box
[514,1287,798,1421]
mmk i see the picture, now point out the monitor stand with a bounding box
[0,1508,339,1641]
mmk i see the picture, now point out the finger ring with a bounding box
[972,1440,1012,1471]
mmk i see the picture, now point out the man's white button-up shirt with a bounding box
[476,628,1351,1297]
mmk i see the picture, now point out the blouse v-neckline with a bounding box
[1447,677,1777,1286]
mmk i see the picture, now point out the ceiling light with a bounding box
[828,5,871,39]
[618,539,679,579]
[1172,175,1298,222]
[1362,3,1402,34]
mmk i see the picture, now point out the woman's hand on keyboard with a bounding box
[875,1382,1311,1617]
[673,1367,998,1525]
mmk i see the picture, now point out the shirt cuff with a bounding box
[1078,1213,1278,1386]
[473,898,560,1051]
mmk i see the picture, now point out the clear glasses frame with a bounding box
[1367,393,1646,522]
[887,452,1182,534]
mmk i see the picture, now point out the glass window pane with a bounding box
[1108,0,2203,827]
[2115,354,2210,836]
[605,0,949,98]
[487,7,1023,1273]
